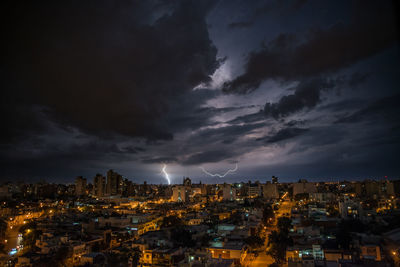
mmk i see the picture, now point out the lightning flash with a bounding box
[162,164,171,185]
[200,163,238,178]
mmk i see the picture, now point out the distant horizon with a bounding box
[1,172,398,185]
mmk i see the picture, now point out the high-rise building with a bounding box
[293,180,317,196]
[183,177,192,187]
[172,185,189,202]
[106,169,123,195]
[93,174,106,197]
[393,180,400,197]
[263,182,279,199]
[339,199,363,218]
[221,183,236,201]
[365,180,379,197]
[75,176,87,196]
[247,182,261,197]
[379,180,395,196]
[272,176,278,184]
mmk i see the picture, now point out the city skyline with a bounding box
[1,0,400,183]
[0,167,396,186]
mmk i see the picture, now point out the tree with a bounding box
[118,246,142,266]
[245,236,264,250]
[106,252,122,265]
[131,246,142,266]
[267,231,286,263]
[0,220,6,254]
[20,221,41,249]
[229,211,243,225]
[262,204,274,225]
[200,233,212,247]
[19,221,36,233]
[294,193,309,201]
[171,228,195,248]
[277,217,292,233]
[336,219,365,249]
[0,219,7,240]
[53,246,70,267]
[267,217,293,264]
[326,205,339,217]
[161,215,183,228]
[253,198,265,208]
[267,230,292,264]
[205,215,219,231]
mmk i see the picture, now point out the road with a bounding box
[249,252,274,267]
[249,196,295,266]
[273,196,294,226]
[5,225,23,256]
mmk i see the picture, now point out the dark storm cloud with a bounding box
[228,21,254,29]
[182,150,237,165]
[196,123,265,144]
[141,157,178,164]
[160,89,252,133]
[348,72,370,88]
[258,127,309,143]
[223,1,397,94]
[0,105,49,145]
[264,78,334,119]
[2,0,219,143]
[290,127,347,152]
[362,128,400,147]
[146,122,267,166]
[69,142,124,155]
[263,72,369,122]
[1,0,399,182]
[284,120,307,127]
[123,146,146,154]
[255,0,308,15]
[227,110,265,124]
[317,98,365,112]
[227,0,308,31]
[335,93,400,124]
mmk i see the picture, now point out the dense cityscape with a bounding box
[0,172,399,266]
[2,0,399,266]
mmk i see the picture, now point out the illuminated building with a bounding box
[93,174,106,197]
[293,180,317,196]
[263,182,279,199]
[221,183,236,201]
[106,169,123,196]
[183,177,192,186]
[75,176,87,196]
[172,185,189,202]
[247,182,261,197]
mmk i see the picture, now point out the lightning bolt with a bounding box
[162,164,171,185]
[200,163,238,178]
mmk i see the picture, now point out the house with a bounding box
[208,241,247,266]
[80,252,106,265]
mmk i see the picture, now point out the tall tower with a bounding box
[106,169,123,195]
[75,176,87,196]
[93,174,106,197]
[183,177,192,187]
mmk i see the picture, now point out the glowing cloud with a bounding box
[200,163,238,178]
[162,164,171,185]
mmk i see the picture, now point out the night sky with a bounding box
[1,0,399,184]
